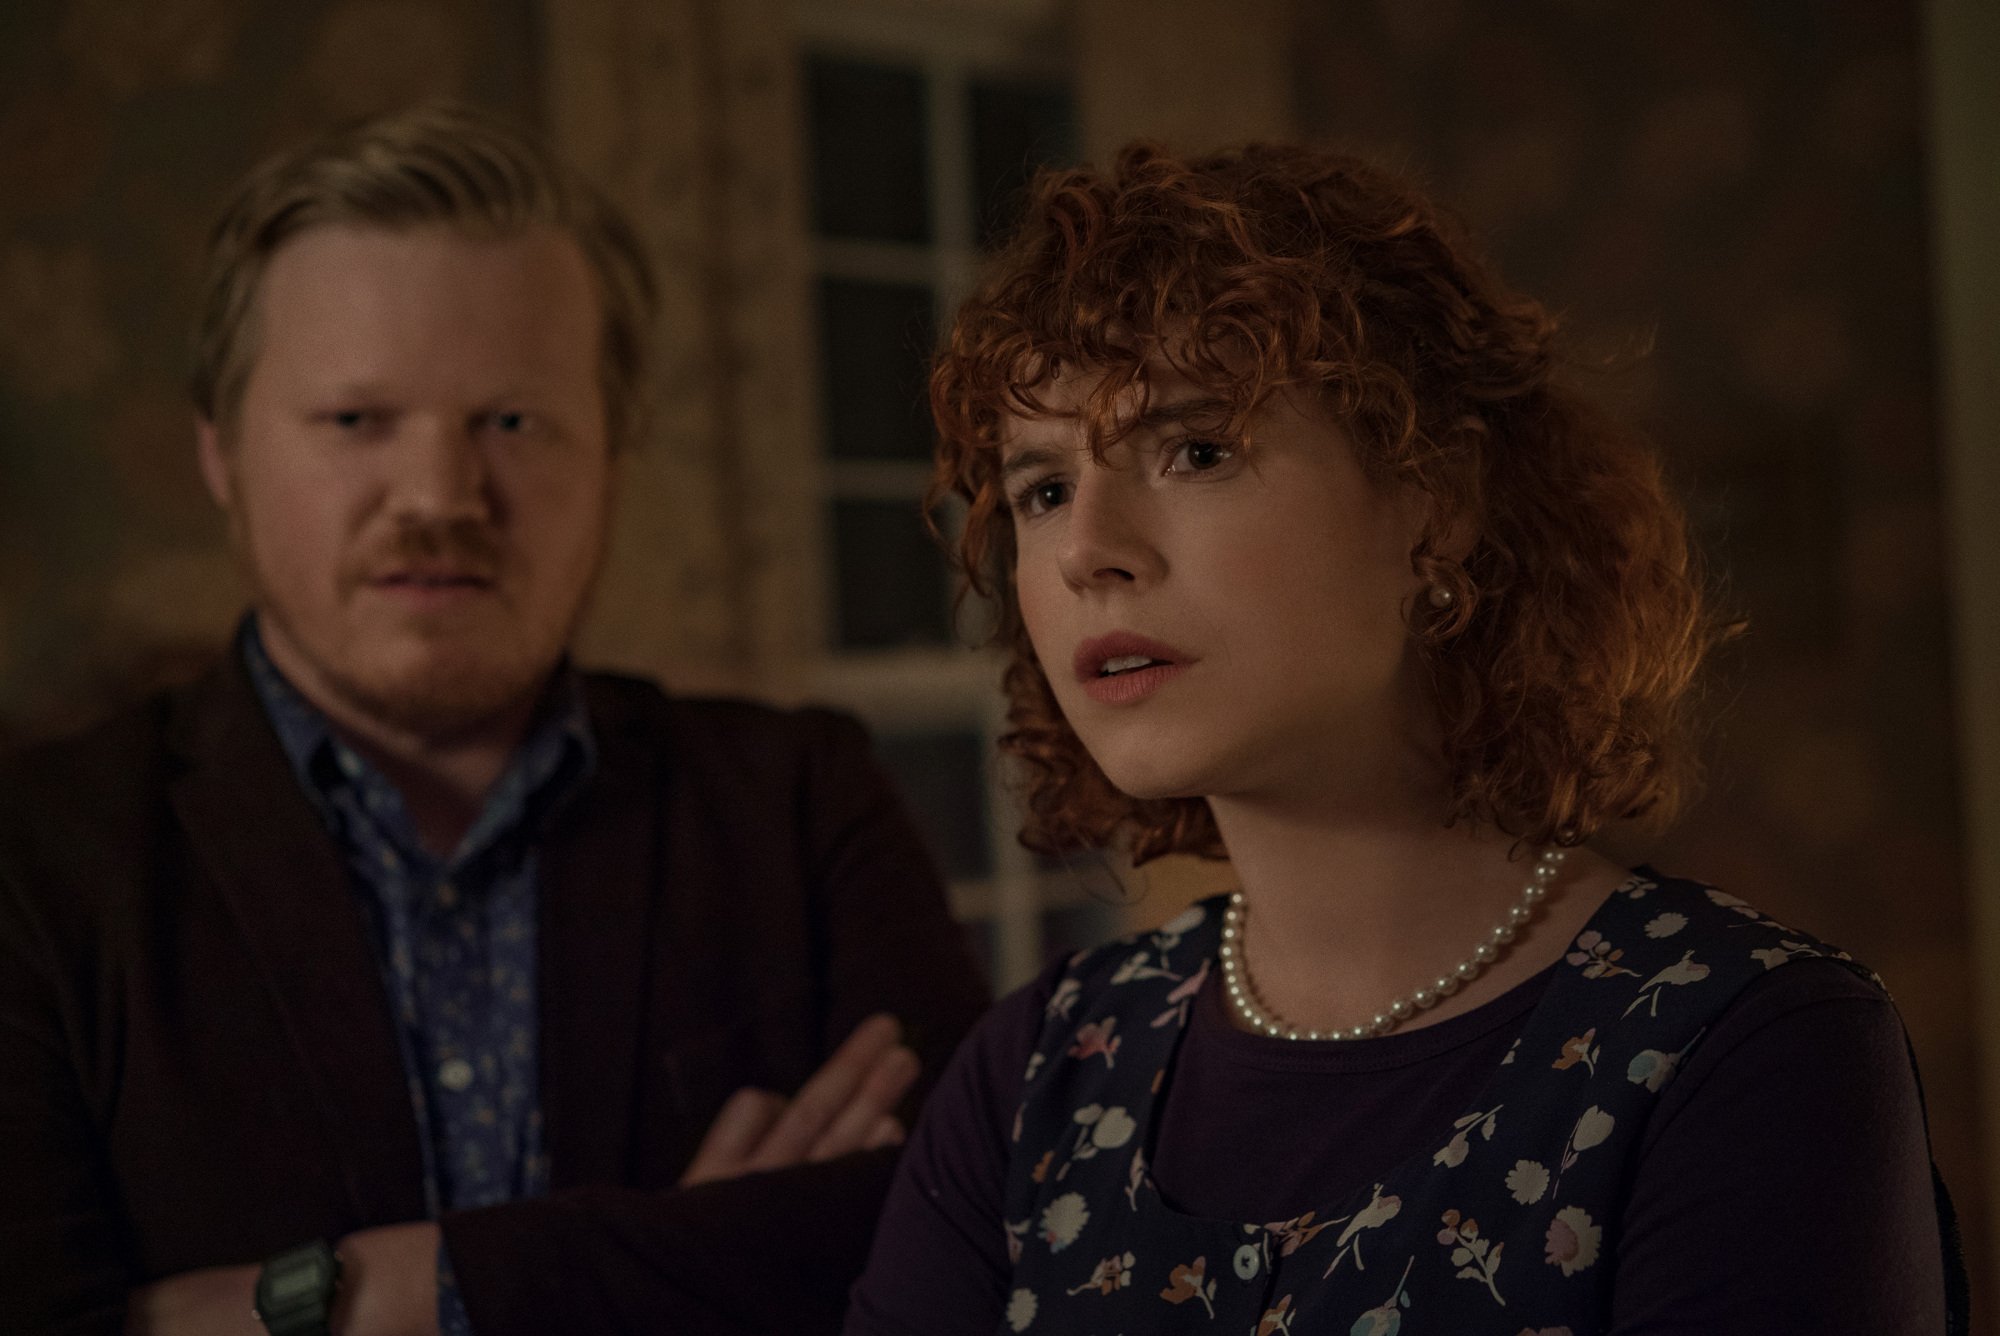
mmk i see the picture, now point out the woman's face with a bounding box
[1000,366,1436,807]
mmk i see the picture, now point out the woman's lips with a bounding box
[1072,632,1194,706]
[1080,660,1189,706]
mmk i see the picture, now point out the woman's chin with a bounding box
[1094,756,1212,805]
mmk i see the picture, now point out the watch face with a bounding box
[256,1240,340,1327]
[264,1258,330,1305]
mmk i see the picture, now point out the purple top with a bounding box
[848,930,1947,1333]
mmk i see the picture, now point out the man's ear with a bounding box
[196,418,233,510]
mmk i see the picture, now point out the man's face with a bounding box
[199,223,615,738]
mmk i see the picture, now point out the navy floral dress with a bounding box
[999,870,1963,1334]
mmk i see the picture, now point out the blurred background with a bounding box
[1,0,1995,1314]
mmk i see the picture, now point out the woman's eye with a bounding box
[488,410,533,434]
[1012,478,1072,517]
[1167,438,1236,474]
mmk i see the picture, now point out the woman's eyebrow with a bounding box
[1132,395,1233,429]
[998,444,1068,483]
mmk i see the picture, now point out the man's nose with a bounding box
[1056,473,1163,593]
[390,417,491,523]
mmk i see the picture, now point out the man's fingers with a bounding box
[864,1114,905,1151]
[744,1013,902,1172]
[808,1042,920,1162]
[679,1086,785,1187]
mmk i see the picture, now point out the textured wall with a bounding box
[0,0,539,741]
[1295,0,1983,1295]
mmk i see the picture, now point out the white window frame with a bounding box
[788,0,1084,992]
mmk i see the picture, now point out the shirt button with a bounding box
[437,881,460,909]
[438,1058,475,1092]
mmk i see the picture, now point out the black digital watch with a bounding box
[253,1238,342,1336]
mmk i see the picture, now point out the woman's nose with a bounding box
[1056,472,1163,593]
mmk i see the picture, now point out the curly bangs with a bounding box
[930,141,1734,863]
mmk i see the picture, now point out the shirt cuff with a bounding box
[437,1233,475,1336]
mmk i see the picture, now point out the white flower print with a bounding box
[1064,1251,1137,1296]
[1151,959,1210,1029]
[1552,1106,1615,1194]
[1505,1159,1550,1205]
[1432,1106,1501,1169]
[1565,930,1640,980]
[1157,902,1207,941]
[1046,977,1082,1020]
[1615,874,1657,898]
[1436,1209,1505,1305]
[1092,1106,1137,1150]
[1704,887,1764,921]
[1322,1183,1402,1277]
[1022,1052,1045,1083]
[1624,950,1711,1018]
[1545,1205,1602,1275]
[1123,1146,1147,1210]
[1039,1192,1090,1251]
[1643,911,1687,938]
[1005,1288,1038,1331]
[1751,939,1826,970]
[1111,950,1180,985]
[1348,1257,1415,1334]
[1571,1106,1614,1152]
[1067,1017,1121,1066]
[1627,1048,1681,1092]
[1068,1103,1137,1159]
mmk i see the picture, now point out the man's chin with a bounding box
[329,656,549,741]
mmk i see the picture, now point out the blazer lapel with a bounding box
[536,683,658,1190]
[165,660,427,1224]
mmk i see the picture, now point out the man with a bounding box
[0,104,988,1335]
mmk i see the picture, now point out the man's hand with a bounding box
[679,1012,918,1188]
[124,1222,439,1336]
[125,1263,260,1335]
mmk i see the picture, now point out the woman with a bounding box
[846,144,1963,1333]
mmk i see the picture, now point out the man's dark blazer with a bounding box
[0,652,991,1334]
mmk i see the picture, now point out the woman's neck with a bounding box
[1205,786,1626,1036]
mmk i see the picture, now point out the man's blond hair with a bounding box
[190,101,657,449]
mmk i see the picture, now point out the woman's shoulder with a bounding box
[1578,865,1886,993]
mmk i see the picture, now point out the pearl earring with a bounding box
[1427,584,1457,610]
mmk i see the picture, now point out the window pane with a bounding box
[874,729,992,882]
[969,79,1077,250]
[831,498,951,648]
[808,56,932,243]
[817,278,935,460]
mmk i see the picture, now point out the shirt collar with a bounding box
[240,616,597,871]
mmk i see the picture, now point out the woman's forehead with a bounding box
[996,359,1229,441]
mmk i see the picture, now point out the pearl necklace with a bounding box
[1219,847,1568,1041]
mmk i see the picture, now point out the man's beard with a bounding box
[244,514,590,743]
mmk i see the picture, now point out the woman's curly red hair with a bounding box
[930,142,1736,863]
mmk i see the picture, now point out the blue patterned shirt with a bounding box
[243,622,595,1334]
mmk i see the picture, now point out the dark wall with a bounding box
[1296,0,1980,1284]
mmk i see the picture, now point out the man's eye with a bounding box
[490,410,530,433]
[324,409,381,432]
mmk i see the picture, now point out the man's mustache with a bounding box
[348,520,505,584]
